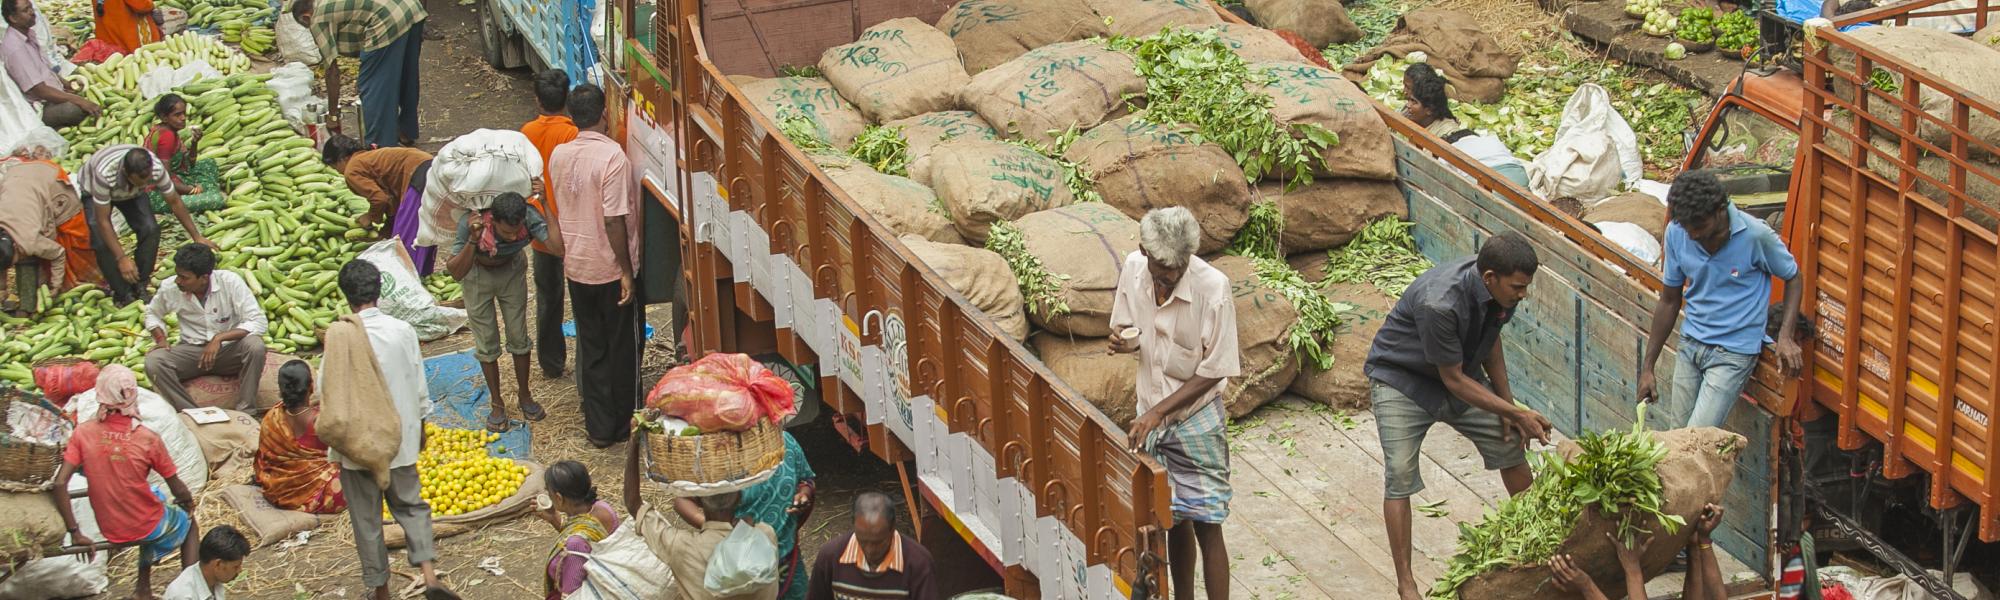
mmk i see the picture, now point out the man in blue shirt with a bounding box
[1638,171,1804,428]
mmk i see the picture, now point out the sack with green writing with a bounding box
[936,0,1106,75]
[1257,178,1407,254]
[928,138,1076,244]
[1085,0,1220,38]
[821,162,963,245]
[1208,255,1301,419]
[819,18,970,123]
[885,111,999,186]
[1252,62,1397,181]
[1065,115,1250,254]
[963,41,1144,145]
[900,235,1030,341]
[729,75,870,148]
[1012,203,1140,336]
[1180,23,1319,66]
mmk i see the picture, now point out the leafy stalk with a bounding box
[777,64,822,78]
[848,125,912,177]
[1227,199,1285,261]
[1250,255,1351,371]
[774,109,831,152]
[986,221,1071,318]
[1323,218,1432,297]
[1006,126,1102,204]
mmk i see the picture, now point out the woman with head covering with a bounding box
[255,360,347,513]
[52,365,201,600]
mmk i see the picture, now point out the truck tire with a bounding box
[478,0,508,69]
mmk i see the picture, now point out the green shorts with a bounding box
[1372,382,1528,499]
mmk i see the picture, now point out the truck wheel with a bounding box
[477,0,508,69]
[754,354,822,429]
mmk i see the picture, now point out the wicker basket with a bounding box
[0,384,70,492]
[643,420,786,490]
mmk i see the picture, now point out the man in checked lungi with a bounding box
[1107,206,1239,600]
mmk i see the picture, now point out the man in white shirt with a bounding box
[163,525,249,600]
[323,259,457,600]
[144,243,268,411]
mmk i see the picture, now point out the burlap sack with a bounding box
[1086,0,1221,37]
[1452,428,1745,600]
[822,163,965,245]
[178,409,260,483]
[1285,264,1395,410]
[928,138,1078,243]
[819,18,972,123]
[317,314,401,488]
[1208,255,1302,418]
[1015,203,1142,336]
[1825,133,2000,221]
[963,41,1146,145]
[1830,27,2000,165]
[0,491,65,561]
[1977,21,2000,47]
[1065,115,1252,254]
[183,351,300,412]
[221,484,333,548]
[729,75,871,148]
[1180,23,1316,65]
[901,235,1032,340]
[1246,0,1362,48]
[1341,8,1519,103]
[1254,62,1398,181]
[1256,179,1408,254]
[1583,192,1667,240]
[1032,334,1139,427]
[937,0,1109,75]
[886,111,1001,186]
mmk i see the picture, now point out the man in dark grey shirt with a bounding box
[1364,232,1554,600]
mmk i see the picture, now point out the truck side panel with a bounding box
[1392,130,1777,572]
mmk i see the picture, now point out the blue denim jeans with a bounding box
[1674,336,1759,428]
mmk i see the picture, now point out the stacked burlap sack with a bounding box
[1823,26,2000,217]
[1342,9,1519,103]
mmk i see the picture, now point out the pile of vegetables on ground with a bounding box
[159,0,280,56]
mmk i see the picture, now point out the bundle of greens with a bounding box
[1322,217,1432,297]
[1322,0,1412,66]
[848,125,912,177]
[1006,127,1102,204]
[1429,404,1683,600]
[1250,255,1351,371]
[986,221,1072,318]
[1227,200,1286,261]
[775,109,832,152]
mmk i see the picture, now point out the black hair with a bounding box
[338,259,382,307]
[1668,170,1731,226]
[568,83,606,129]
[1404,63,1452,118]
[543,460,599,505]
[173,243,216,277]
[0,230,16,268]
[1,0,25,22]
[277,360,313,410]
[153,94,185,120]
[489,192,528,225]
[853,491,897,525]
[1836,0,1873,15]
[1475,231,1539,277]
[321,135,366,167]
[200,525,251,563]
[533,69,571,114]
[121,148,154,178]
[289,0,313,22]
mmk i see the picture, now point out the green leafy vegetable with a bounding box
[986,221,1071,318]
[1250,255,1350,371]
[847,125,911,177]
[1322,0,1410,66]
[777,64,822,78]
[1005,126,1101,204]
[1227,200,1285,261]
[1868,67,1901,94]
[774,109,831,152]
[1323,218,1431,297]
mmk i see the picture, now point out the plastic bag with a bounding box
[31,360,99,407]
[565,523,676,600]
[645,353,796,432]
[358,240,467,341]
[157,6,188,35]
[703,521,779,596]
[416,129,543,248]
[0,496,108,599]
[276,14,321,65]
[267,62,325,126]
[1527,84,1630,203]
[1591,221,1661,266]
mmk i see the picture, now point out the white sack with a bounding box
[416,129,543,248]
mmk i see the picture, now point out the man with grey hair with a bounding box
[1108,206,1239,600]
[624,429,780,600]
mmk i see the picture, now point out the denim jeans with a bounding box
[1674,336,1758,428]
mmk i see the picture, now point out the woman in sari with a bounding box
[92,0,161,55]
[253,360,345,514]
[536,460,620,599]
[737,431,817,600]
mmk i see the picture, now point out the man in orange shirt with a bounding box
[521,69,577,379]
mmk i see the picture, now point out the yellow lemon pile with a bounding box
[381,424,531,519]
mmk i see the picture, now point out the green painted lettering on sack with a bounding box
[987,156,1058,202]
[1014,55,1093,108]
[946,0,1024,35]
[837,46,910,76]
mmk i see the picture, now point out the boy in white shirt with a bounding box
[163,525,248,600]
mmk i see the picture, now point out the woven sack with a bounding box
[729,75,871,148]
[822,163,963,245]
[1830,27,2000,165]
[1246,0,1361,47]
[819,18,971,123]
[1253,62,1398,181]
[1013,203,1141,337]
[1284,268,1398,410]
[901,235,1031,341]
[928,138,1077,244]
[1065,115,1251,254]
[885,111,1000,187]
[962,40,1145,145]
[1257,178,1408,254]
[1207,255,1302,418]
[1181,23,1317,65]
[1032,334,1139,427]
[1085,0,1221,37]
[937,0,1108,75]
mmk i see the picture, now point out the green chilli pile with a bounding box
[1429,405,1683,599]
[984,221,1070,319]
[1321,217,1432,297]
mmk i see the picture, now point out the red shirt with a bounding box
[146,126,185,187]
[63,414,178,543]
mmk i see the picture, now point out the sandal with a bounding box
[485,412,514,433]
[520,400,547,422]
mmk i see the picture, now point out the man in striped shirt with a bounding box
[79,144,210,305]
[291,0,427,149]
[806,492,936,600]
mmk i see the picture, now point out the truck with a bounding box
[581,0,1996,597]
[475,0,604,87]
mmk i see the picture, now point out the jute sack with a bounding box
[900,235,1031,341]
[1285,259,1396,410]
[729,75,871,148]
[1452,428,1744,600]
[182,352,300,413]
[937,0,1108,75]
[1208,255,1302,418]
[1257,178,1407,255]
[1340,9,1519,103]
[886,111,1000,186]
[1824,133,2000,226]
[1977,21,2000,46]
[1086,0,1221,38]
[1253,62,1398,181]
[1065,115,1252,254]
[177,409,260,484]
[1180,23,1317,65]
[1830,27,2000,165]
[929,138,1078,243]
[1031,334,1138,427]
[1014,203,1142,336]
[819,18,971,123]
[962,40,1146,145]
[220,484,335,548]
[317,314,401,489]
[1246,0,1362,48]
[1583,192,1667,240]
[0,491,65,561]
[822,163,964,245]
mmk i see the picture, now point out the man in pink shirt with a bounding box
[548,83,642,448]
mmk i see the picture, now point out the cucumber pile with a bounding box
[159,0,279,55]
[2,33,383,390]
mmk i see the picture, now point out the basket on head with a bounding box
[0,383,71,493]
[643,420,786,493]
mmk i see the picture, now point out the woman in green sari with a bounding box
[737,431,817,600]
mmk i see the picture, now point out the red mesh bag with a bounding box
[644,353,796,431]
[1274,29,1336,70]
[32,359,100,407]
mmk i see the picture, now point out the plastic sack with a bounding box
[137,59,220,100]
[703,521,779,596]
[563,522,677,600]
[416,129,543,248]
[1527,85,1631,202]
[268,62,325,126]
[1592,221,1661,266]
[67,386,211,492]
[645,353,796,432]
[2,125,68,160]
[31,360,98,407]
[0,66,40,150]
[358,240,467,341]
[157,6,188,35]
[276,14,321,65]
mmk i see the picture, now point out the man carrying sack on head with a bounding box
[317,258,459,600]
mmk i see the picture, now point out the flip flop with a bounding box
[520,400,547,422]
[485,412,514,433]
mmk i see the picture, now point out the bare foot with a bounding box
[1398,579,1423,600]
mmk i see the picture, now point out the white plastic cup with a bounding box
[1119,327,1142,342]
